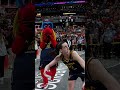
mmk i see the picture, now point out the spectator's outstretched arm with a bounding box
[88,59,120,90]
[44,54,61,75]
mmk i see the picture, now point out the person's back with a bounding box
[102,28,116,43]
[40,48,57,68]
[77,37,83,44]
[102,28,116,59]
[11,1,36,90]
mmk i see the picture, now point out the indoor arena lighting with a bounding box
[63,13,76,15]
[35,1,86,6]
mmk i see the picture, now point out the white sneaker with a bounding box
[40,83,48,89]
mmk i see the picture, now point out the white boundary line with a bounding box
[106,63,120,69]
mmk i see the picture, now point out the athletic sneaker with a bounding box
[40,83,48,89]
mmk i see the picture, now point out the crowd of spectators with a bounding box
[1,0,120,68]
[55,24,85,50]
[85,0,120,58]
[0,7,17,70]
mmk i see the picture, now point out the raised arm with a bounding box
[44,54,61,74]
[88,59,120,90]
